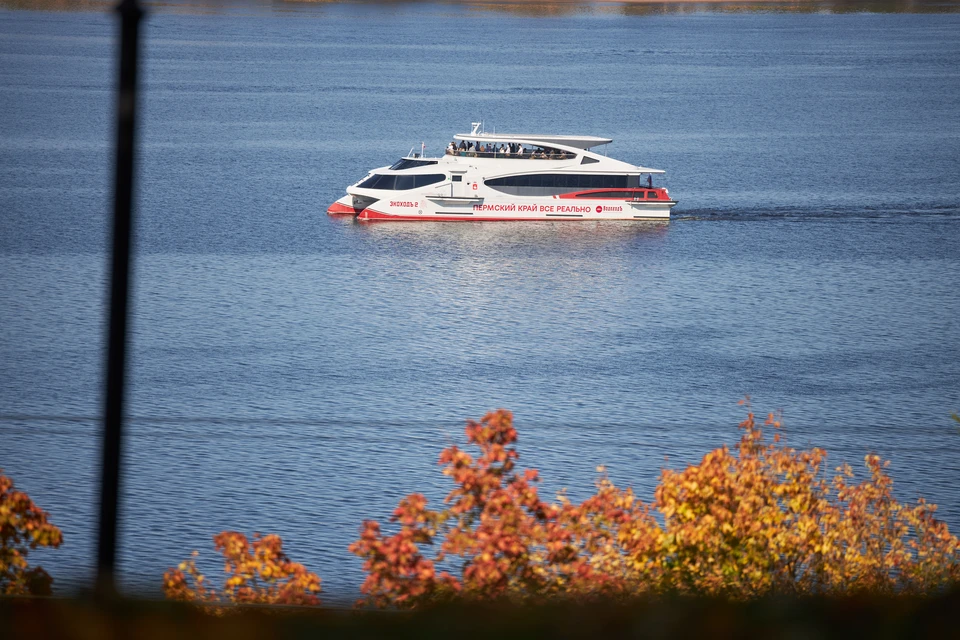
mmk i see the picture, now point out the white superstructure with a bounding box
[327,123,676,222]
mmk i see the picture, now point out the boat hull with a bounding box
[357,196,675,222]
[326,194,365,216]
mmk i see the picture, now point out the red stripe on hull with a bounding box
[327,202,361,216]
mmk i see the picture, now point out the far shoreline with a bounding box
[2,0,959,14]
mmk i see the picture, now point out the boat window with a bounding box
[358,173,445,190]
[358,174,395,189]
[647,191,658,199]
[389,159,439,171]
[573,190,642,199]
[484,174,630,196]
[451,175,462,182]
[485,174,629,189]
[413,174,445,188]
[580,156,600,165]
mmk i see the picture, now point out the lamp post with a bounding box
[97,0,143,599]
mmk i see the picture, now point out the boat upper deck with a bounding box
[381,123,666,175]
[454,122,613,150]
[454,132,613,150]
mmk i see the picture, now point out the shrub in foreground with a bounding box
[163,531,321,606]
[6,590,960,640]
[0,470,63,596]
[350,406,960,607]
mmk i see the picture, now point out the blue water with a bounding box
[1,3,959,601]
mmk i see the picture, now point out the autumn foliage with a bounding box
[163,532,321,606]
[0,471,63,596]
[350,406,960,607]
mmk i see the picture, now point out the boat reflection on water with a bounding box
[347,218,670,252]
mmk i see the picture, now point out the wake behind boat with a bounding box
[327,123,677,222]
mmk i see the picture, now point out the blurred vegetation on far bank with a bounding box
[2,0,960,14]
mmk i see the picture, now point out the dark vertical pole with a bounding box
[97,0,143,599]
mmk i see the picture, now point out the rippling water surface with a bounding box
[1,2,959,600]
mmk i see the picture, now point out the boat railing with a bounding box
[444,149,575,160]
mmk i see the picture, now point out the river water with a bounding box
[1,1,959,600]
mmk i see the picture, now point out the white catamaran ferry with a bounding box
[327,123,677,221]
